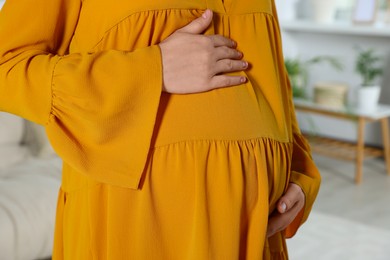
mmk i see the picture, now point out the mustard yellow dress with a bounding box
[0,0,321,259]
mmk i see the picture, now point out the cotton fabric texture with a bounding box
[0,0,321,259]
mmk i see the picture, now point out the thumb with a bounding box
[177,9,213,34]
[276,191,294,214]
[277,199,289,214]
[277,183,304,214]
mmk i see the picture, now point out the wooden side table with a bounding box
[294,98,390,184]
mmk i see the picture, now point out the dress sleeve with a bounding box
[285,72,321,238]
[0,0,163,189]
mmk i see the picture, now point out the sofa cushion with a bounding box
[0,145,29,172]
[0,112,24,146]
[0,113,27,169]
[24,122,56,158]
[0,157,62,260]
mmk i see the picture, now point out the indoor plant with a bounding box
[285,55,343,98]
[355,47,383,111]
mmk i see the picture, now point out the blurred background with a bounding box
[277,0,390,144]
[276,0,390,259]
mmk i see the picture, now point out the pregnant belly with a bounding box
[152,83,266,147]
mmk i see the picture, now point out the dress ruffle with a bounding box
[54,138,293,259]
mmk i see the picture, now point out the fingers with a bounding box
[267,213,284,237]
[215,59,248,75]
[177,9,213,34]
[160,9,249,94]
[210,75,247,89]
[214,46,243,61]
[210,58,249,89]
[277,183,305,214]
[209,34,236,48]
[267,183,306,238]
[267,205,300,238]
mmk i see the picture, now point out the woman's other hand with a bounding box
[267,183,305,238]
[159,9,248,94]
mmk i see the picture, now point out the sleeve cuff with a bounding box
[285,170,321,238]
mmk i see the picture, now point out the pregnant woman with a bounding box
[0,0,321,259]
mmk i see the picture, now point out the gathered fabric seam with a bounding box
[152,136,293,150]
[91,8,275,51]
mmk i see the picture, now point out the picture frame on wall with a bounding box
[353,0,378,24]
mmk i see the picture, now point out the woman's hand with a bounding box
[159,9,248,94]
[267,183,305,238]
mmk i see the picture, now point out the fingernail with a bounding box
[240,77,247,83]
[242,61,248,68]
[202,9,209,18]
[231,40,236,48]
[280,203,287,213]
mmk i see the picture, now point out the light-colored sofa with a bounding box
[0,112,62,260]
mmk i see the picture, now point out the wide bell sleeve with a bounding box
[285,72,321,238]
[0,0,163,189]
